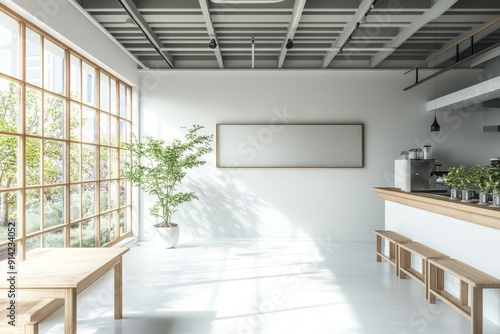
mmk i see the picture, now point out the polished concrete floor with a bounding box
[39,240,499,334]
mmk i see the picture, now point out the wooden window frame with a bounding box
[0,5,133,259]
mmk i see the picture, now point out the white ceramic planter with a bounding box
[154,224,180,248]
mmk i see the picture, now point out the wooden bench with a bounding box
[428,258,500,334]
[398,242,449,299]
[0,298,64,334]
[373,230,412,276]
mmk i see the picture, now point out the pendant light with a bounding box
[430,18,440,132]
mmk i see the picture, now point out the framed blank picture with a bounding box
[216,124,364,168]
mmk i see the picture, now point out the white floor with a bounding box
[39,240,499,334]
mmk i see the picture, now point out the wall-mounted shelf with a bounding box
[426,75,500,112]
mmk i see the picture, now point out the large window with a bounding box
[0,6,132,257]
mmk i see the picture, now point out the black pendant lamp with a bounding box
[431,110,440,132]
[430,19,440,132]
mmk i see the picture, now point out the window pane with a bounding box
[110,79,117,115]
[26,189,42,234]
[0,191,18,243]
[82,218,95,247]
[120,208,127,234]
[44,94,65,139]
[100,147,109,180]
[26,137,42,186]
[100,213,109,246]
[119,84,127,118]
[44,39,65,95]
[70,184,80,222]
[119,149,128,178]
[70,55,81,101]
[100,181,109,213]
[43,186,64,228]
[119,120,129,148]
[82,62,96,106]
[110,180,118,210]
[0,78,20,133]
[70,143,80,182]
[82,107,96,143]
[26,28,42,87]
[119,180,127,206]
[82,182,96,218]
[43,140,64,185]
[44,228,64,247]
[26,235,41,251]
[109,148,118,179]
[82,144,96,181]
[100,72,109,112]
[70,103,80,141]
[100,112,109,145]
[0,134,19,188]
[70,223,80,247]
[110,116,118,147]
[26,87,42,136]
[110,211,116,242]
[0,11,20,78]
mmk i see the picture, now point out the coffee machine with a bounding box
[395,159,436,192]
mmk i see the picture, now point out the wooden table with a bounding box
[0,247,129,333]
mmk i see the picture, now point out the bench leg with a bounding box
[26,322,38,334]
[428,262,437,303]
[376,235,382,262]
[471,287,483,334]
[65,288,77,334]
[398,247,408,279]
[114,259,123,319]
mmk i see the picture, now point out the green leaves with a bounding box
[123,125,213,226]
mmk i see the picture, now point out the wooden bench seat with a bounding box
[0,298,64,334]
[398,242,449,299]
[428,258,500,334]
[373,230,412,276]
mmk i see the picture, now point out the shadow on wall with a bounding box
[175,165,268,239]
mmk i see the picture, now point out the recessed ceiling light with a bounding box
[211,0,284,3]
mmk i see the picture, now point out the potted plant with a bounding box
[469,165,489,205]
[485,169,500,208]
[445,165,466,200]
[123,125,213,248]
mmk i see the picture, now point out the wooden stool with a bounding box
[428,258,500,334]
[373,230,412,276]
[398,242,449,299]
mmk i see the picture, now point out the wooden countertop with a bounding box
[373,187,500,231]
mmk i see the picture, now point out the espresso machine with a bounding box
[395,159,436,192]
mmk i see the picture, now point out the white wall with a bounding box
[4,0,138,86]
[138,69,500,242]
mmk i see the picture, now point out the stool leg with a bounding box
[471,287,483,334]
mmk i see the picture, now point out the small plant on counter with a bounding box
[469,165,490,205]
[485,169,500,207]
[445,165,467,189]
[445,165,467,200]
[468,165,489,192]
[485,169,500,194]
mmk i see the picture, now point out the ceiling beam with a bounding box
[369,0,459,68]
[198,0,224,68]
[277,0,307,69]
[117,0,175,68]
[321,0,374,69]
